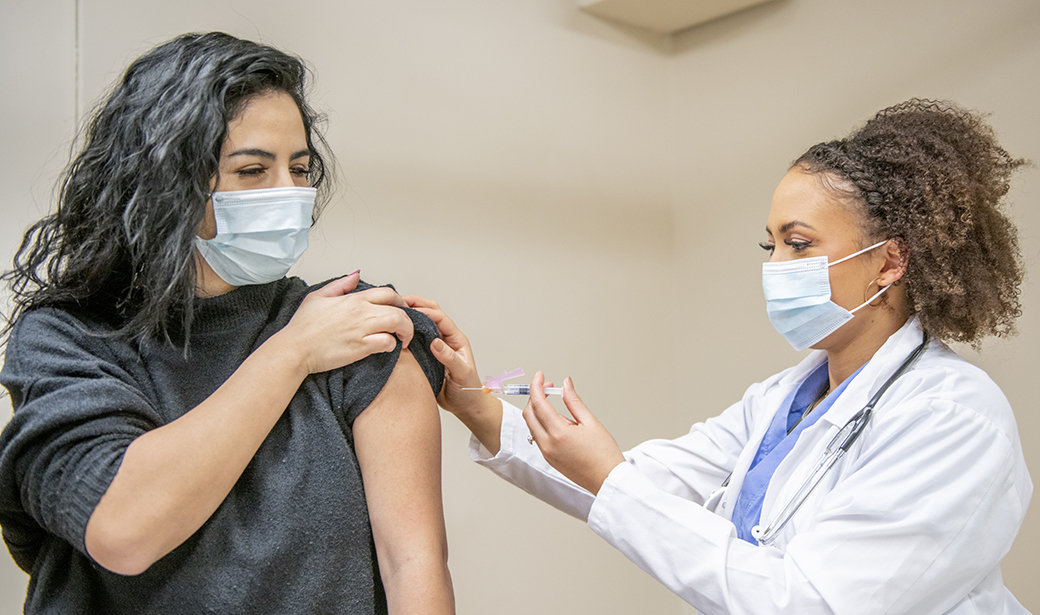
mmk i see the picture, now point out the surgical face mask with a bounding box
[195,186,316,286]
[762,239,890,351]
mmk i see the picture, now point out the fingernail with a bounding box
[348,269,361,276]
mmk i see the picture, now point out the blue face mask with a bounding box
[195,186,316,287]
[762,239,890,351]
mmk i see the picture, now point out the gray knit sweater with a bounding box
[0,277,443,614]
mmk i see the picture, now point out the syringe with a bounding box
[462,384,564,396]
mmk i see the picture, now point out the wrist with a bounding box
[261,330,311,382]
[450,392,501,420]
[448,393,504,455]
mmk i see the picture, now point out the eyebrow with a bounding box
[227,148,311,161]
[766,220,817,235]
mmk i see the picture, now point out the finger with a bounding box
[429,337,475,382]
[401,294,440,310]
[411,306,467,349]
[361,306,414,350]
[410,305,450,330]
[388,309,415,349]
[362,332,399,356]
[532,378,574,426]
[356,286,407,309]
[316,270,361,297]
[529,370,548,404]
[428,337,454,367]
[529,372,574,430]
[522,396,550,447]
[561,377,595,425]
[428,337,480,389]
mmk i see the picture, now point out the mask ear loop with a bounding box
[827,239,891,267]
[850,281,890,314]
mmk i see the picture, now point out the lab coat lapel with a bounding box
[758,316,926,543]
[817,316,926,430]
[715,350,827,521]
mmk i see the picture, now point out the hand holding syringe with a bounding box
[461,368,563,396]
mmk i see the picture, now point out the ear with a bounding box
[876,238,908,286]
[198,199,217,240]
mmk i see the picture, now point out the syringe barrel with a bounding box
[500,384,531,395]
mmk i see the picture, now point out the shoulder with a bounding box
[860,341,1029,498]
[881,341,1015,435]
[4,306,126,375]
[317,277,444,422]
[311,276,443,384]
[8,304,108,341]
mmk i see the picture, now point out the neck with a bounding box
[195,251,238,298]
[825,311,909,390]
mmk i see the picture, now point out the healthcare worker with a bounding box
[406,99,1032,614]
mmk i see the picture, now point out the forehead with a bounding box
[767,168,865,235]
[222,91,307,149]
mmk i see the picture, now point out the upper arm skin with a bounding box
[353,349,454,614]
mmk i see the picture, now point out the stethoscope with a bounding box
[717,334,930,547]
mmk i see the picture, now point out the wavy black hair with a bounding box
[2,32,335,345]
[793,99,1027,346]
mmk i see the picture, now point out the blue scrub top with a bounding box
[731,361,866,544]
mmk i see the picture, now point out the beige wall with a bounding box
[1,1,1036,613]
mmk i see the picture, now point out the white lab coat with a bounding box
[471,317,1032,614]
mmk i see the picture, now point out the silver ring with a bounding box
[527,436,535,445]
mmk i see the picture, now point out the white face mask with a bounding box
[762,239,890,351]
[195,186,316,287]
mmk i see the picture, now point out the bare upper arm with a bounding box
[352,349,447,574]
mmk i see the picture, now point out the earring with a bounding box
[863,278,885,307]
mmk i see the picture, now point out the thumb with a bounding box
[430,337,470,379]
[318,270,361,297]
[561,377,595,424]
[430,337,483,389]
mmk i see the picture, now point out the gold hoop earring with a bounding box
[863,278,885,308]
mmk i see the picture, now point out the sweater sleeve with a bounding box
[0,309,163,571]
[329,282,444,426]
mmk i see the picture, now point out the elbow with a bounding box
[84,513,165,576]
[378,538,451,587]
[379,551,454,608]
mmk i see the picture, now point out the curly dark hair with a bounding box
[793,99,1027,346]
[1,32,335,345]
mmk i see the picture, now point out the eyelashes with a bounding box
[236,166,311,177]
[758,239,813,254]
